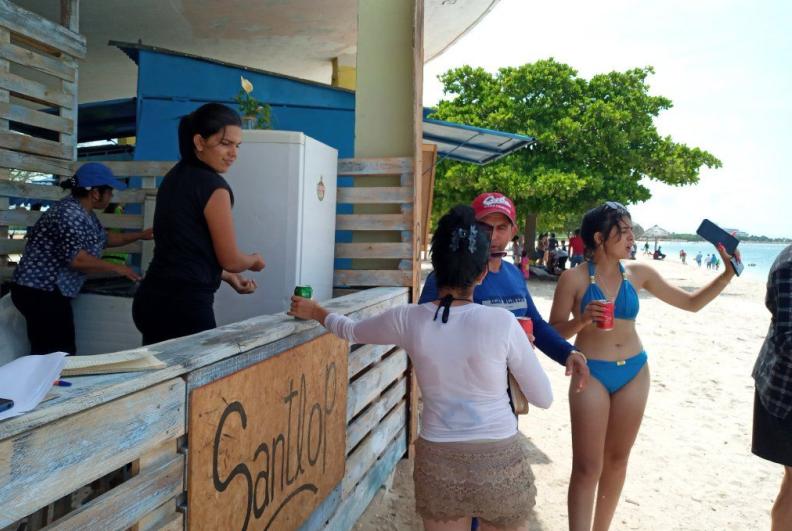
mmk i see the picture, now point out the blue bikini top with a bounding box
[579,261,639,320]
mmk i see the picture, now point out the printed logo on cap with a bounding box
[482,195,511,208]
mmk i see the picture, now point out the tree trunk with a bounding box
[523,213,538,254]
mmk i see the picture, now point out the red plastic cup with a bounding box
[517,316,533,336]
[596,300,615,331]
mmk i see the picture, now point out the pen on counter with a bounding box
[53,379,72,387]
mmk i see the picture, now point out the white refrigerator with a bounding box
[214,130,338,326]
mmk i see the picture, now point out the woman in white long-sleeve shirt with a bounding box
[289,205,553,531]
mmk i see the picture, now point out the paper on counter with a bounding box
[0,352,68,421]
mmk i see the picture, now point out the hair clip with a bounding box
[449,227,467,252]
[468,224,478,254]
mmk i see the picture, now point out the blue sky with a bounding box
[424,0,792,238]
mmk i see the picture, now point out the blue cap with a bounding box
[74,163,127,190]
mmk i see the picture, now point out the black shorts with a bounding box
[752,390,792,467]
[132,279,216,346]
[10,283,76,355]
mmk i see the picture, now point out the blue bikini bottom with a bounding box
[587,351,648,394]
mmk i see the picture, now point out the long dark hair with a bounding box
[178,103,242,163]
[430,205,491,290]
[581,202,632,257]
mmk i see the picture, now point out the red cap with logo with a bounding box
[472,192,516,225]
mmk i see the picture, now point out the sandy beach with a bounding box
[355,253,780,530]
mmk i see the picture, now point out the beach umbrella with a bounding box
[641,224,671,239]
[642,225,671,251]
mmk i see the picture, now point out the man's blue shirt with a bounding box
[419,260,573,365]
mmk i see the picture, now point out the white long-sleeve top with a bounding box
[325,302,553,442]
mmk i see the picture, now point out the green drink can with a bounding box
[294,285,313,299]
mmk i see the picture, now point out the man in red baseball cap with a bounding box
[420,192,589,389]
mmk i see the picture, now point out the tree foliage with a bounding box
[430,59,721,237]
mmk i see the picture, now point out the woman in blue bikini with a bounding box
[549,202,738,531]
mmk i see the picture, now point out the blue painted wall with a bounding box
[131,49,356,162]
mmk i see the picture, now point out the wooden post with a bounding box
[407,0,424,456]
[60,0,80,31]
[59,0,79,162]
[141,177,155,272]
[0,27,9,268]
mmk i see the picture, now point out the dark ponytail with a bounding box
[178,103,242,163]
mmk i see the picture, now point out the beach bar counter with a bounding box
[0,287,411,530]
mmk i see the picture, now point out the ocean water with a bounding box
[641,241,789,281]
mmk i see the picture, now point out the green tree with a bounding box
[430,59,721,250]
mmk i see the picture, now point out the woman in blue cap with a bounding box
[10,162,153,355]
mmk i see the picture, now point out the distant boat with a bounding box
[748,263,757,267]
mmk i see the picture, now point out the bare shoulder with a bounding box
[559,262,589,290]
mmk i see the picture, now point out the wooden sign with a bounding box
[187,334,348,531]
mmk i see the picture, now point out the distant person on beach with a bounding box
[695,251,703,267]
[752,243,792,531]
[680,249,687,264]
[548,201,739,531]
[643,241,650,255]
[653,246,666,260]
[290,205,553,530]
[569,229,585,268]
[705,253,712,269]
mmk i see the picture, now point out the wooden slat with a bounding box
[73,160,175,177]
[335,213,411,231]
[335,242,412,259]
[0,0,87,59]
[0,379,185,527]
[0,131,72,160]
[0,238,142,255]
[299,485,341,531]
[0,102,73,133]
[148,512,182,531]
[347,349,408,420]
[0,71,73,109]
[0,179,152,203]
[334,269,412,287]
[0,209,144,230]
[141,177,156,271]
[323,429,406,530]
[343,402,407,496]
[0,147,72,174]
[337,157,413,176]
[348,344,395,378]
[45,455,184,531]
[0,42,76,81]
[337,186,413,204]
[346,379,406,453]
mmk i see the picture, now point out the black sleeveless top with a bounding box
[145,159,234,292]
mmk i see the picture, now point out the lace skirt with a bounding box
[413,432,536,528]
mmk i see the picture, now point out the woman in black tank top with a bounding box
[132,103,266,345]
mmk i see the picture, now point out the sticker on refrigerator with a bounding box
[317,176,326,201]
